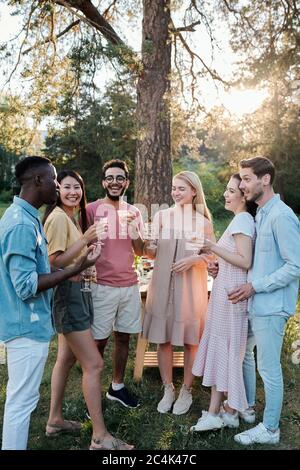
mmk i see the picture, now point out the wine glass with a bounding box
[185,231,204,255]
[95,216,108,245]
[143,222,157,250]
[117,209,128,236]
[80,267,94,292]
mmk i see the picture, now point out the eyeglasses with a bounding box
[104,175,127,183]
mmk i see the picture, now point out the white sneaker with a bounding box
[221,410,239,428]
[172,384,193,415]
[239,407,256,424]
[157,384,175,413]
[234,423,280,445]
[190,411,225,432]
[223,400,256,425]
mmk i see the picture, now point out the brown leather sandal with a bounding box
[45,420,82,437]
[89,436,134,450]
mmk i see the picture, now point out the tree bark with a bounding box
[135,0,173,216]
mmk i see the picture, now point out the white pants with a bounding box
[1,337,49,450]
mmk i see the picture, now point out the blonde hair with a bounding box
[173,171,212,222]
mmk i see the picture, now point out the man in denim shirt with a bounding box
[228,156,300,445]
[0,156,100,450]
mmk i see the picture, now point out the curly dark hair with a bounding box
[102,159,129,180]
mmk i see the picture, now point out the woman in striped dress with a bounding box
[191,174,256,432]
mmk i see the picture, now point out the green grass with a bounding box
[0,314,299,450]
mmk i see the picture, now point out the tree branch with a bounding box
[56,0,125,46]
[103,0,118,19]
[222,0,257,33]
[170,18,230,87]
[3,1,39,89]
[22,19,80,55]
[54,0,140,72]
[170,21,201,33]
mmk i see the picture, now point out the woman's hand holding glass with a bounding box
[197,237,219,259]
[82,223,98,244]
[185,231,204,255]
[80,220,107,292]
[201,237,215,252]
[172,257,195,273]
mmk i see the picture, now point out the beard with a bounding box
[246,188,264,203]
[240,183,264,203]
[105,186,126,201]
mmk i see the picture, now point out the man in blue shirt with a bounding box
[229,156,300,445]
[0,156,100,450]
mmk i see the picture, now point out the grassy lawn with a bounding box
[0,315,299,450]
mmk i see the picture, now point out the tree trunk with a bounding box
[135,0,173,217]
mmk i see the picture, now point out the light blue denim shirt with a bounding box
[0,196,54,342]
[249,194,300,317]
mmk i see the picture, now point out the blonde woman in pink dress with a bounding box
[143,171,215,415]
[191,174,256,432]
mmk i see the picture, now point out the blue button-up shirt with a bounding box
[250,194,300,317]
[0,196,54,342]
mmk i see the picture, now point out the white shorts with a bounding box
[91,283,142,340]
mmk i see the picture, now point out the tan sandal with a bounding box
[89,436,134,450]
[45,420,82,437]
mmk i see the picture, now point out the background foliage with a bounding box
[0,0,299,211]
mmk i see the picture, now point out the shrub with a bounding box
[0,189,13,204]
[173,157,226,219]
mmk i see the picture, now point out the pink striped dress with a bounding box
[192,212,255,411]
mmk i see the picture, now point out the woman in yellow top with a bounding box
[43,170,133,450]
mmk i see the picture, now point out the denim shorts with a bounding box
[53,280,94,334]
